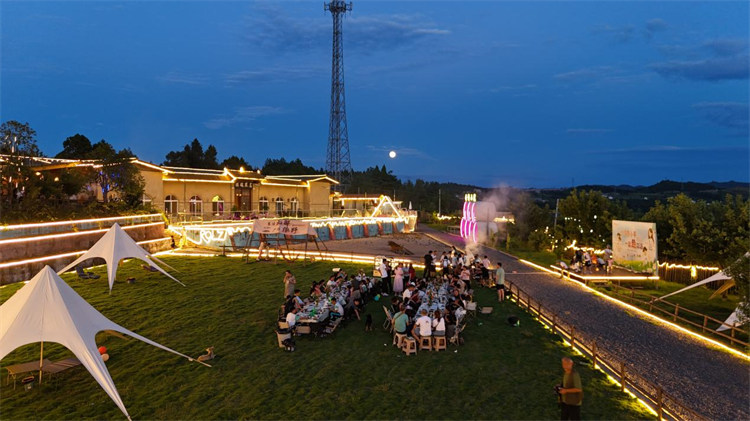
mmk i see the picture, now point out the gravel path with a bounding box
[421,227,750,420]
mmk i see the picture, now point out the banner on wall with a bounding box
[252,219,317,236]
[612,220,658,274]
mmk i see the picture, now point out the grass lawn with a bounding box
[505,244,560,268]
[0,256,652,420]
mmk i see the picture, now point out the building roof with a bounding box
[16,155,339,187]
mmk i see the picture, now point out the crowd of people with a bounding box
[561,246,614,275]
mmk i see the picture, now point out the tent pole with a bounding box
[39,341,44,384]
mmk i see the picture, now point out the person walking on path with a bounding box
[283,270,296,299]
[558,357,583,420]
[423,251,433,279]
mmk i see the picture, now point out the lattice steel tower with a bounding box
[325,0,353,190]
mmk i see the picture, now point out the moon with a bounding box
[389,150,397,159]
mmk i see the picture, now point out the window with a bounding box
[275,197,284,214]
[142,194,152,207]
[164,195,178,215]
[290,197,299,216]
[189,196,202,215]
[259,196,269,212]
[212,195,224,216]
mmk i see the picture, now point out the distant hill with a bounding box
[526,180,748,214]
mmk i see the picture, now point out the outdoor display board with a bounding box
[252,219,317,236]
[612,220,658,273]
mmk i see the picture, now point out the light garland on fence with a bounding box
[517,258,749,361]
[0,222,164,246]
[1,213,162,231]
[0,237,171,269]
[565,240,607,255]
[658,262,720,272]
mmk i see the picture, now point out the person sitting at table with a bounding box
[403,283,415,300]
[293,289,305,309]
[390,296,402,314]
[326,275,338,290]
[392,304,409,336]
[432,310,446,337]
[283,295,295,316]
[331,299,344,320]
[450,289,466,309]
[413,309,432,341]
[285,307,298,332]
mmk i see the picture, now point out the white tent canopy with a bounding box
[658,264,746,332]
[0,266,204,420]
[717,307,745,332]
[59,223,183,292]
[658,270,731,300]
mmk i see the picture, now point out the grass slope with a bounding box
[0,257,652,420]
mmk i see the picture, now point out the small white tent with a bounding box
[59,223,183,292]
[0,266,205,420]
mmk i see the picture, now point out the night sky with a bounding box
[2,1,748,187]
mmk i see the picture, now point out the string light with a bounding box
[0,222,164,246]
[1,213,162,231]
[518,258,749,360]
[0,237,170,269]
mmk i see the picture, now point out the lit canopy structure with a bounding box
[59,223,183,292]
[0,266,205,420]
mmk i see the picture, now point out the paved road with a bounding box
[420,226,749,420]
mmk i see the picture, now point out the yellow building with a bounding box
[25,157,338,221]
[134,160,338,221]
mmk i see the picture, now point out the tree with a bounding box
[556,190,614,246]
[87,141,143,204]
[0,120,41,156]
[262,158,318,175]
[723,254,749,325]
[220,155,251,170]
[56,134,93,159]
[163,139,220,169]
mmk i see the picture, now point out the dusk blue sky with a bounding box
[2,1,748,187]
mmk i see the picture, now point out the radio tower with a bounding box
[325,0,353,191]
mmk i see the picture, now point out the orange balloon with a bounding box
[98,346,107,355]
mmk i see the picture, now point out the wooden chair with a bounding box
[433,335,447,351]
[465,301,477,318]
[402,337,417,356]
[393,332,407,348]
[383,306,393,331]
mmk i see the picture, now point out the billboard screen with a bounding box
[612,220,658,274]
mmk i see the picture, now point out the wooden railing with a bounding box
[506,280,708,421]
[606,283,748,349]
[550,265,748,350]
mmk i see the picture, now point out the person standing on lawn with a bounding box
[379,258,391,296]
[283,270,296,299]
[495,262,505,302]
[559,357,583,420]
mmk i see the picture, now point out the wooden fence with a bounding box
[506,280,708,421]
[551,266,748,350]
[607,283,748,349]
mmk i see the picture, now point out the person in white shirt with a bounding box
[379,259,391,296]
[332,299,344,318]
[403,284,414,300]
[412,309,432,340]
[285,307,298,330]
[432,310,446,336]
